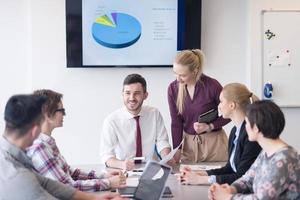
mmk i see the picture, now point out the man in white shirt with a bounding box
[100,74,175,170]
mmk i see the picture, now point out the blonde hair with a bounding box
[175,49,204,114]
[222,83,259,113]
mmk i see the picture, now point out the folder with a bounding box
[198,109,218,123]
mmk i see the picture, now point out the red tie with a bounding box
[134,116,142,163]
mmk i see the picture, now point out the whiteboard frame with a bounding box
[261,10,300,107]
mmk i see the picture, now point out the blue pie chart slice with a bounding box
[92,13,141,48]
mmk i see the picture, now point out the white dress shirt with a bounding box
[229,123,242,172]
[100,105,171,164]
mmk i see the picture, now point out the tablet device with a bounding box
[198,109,218,123]
[118,161,172,200]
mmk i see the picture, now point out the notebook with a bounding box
[118,161,172,200]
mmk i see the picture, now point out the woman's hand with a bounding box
[196,170,208,176]
[209,184,235,200]
[193,122,211,134]
[208,183,218,200]
[179,167,209,185]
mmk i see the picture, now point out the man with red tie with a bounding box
[101,74,175,170]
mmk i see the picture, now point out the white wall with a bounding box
[248,0,300,153]
[0,0,299,165]
[29,0,176,165]
[0,0,30,130]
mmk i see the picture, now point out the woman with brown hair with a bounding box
[168,49,230,163]
[27,89,126,191]
[208,100,300,200]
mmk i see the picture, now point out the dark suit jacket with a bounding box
[206,121,261,184]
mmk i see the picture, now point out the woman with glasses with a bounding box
[180,83,261,185]
[168,49,230,163]
[208,100,300,200]
[27,89,126,191]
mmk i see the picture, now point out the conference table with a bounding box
[74,162,225,200]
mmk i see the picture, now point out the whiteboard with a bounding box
[262,11,300,107]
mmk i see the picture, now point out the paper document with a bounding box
[159,139,184,165]
[127,166,144,177]
[180,164,222,171]
[126,177,139,187]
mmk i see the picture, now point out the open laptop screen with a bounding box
[134,161,171,200]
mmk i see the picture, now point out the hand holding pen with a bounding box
[122,156,135,171]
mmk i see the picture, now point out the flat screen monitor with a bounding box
[66,0,201,67]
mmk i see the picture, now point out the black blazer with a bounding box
[206,121,261,184]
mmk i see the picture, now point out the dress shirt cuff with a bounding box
[95,172,105,179]
[101,178,111,189]
[102,154,116,165]
[156,141,171,153]
[208,175,217,184]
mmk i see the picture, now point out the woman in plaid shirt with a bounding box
[26,89,126,191]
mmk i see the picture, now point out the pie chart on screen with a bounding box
[92,12,142,48]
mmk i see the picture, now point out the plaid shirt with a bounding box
[26,133,110,191]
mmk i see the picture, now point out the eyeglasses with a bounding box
[55,108,66,115]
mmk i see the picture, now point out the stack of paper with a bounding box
[180,164,222,171]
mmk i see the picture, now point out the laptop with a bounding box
[118,161,172,200]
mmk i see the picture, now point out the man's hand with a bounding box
[104,169,121,178]
[72,191,128,200]
[122,158,135,171]
[108,171,127,189]
[174,150,181,163]
[105,157,134,171]
[93,192,128,200]
[166,158,177,167]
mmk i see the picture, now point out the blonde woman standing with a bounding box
[168,49,230,163]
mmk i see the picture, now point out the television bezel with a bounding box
[65,0,201,68]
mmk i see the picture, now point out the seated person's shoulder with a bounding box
[142,105,162,116]
[26,141,47,157]
[1,159,37,185]
[144,105,158,112]
[1,151,38,179]
[104,107,127,122]
[277,146,298,161]
[1,169,53,200]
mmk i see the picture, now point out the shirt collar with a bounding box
[234,121,244,138]
[0,135,34,169]
[123,106,145,120]
[35,133,57,148]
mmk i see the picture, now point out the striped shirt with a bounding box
[26,133,110,191]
